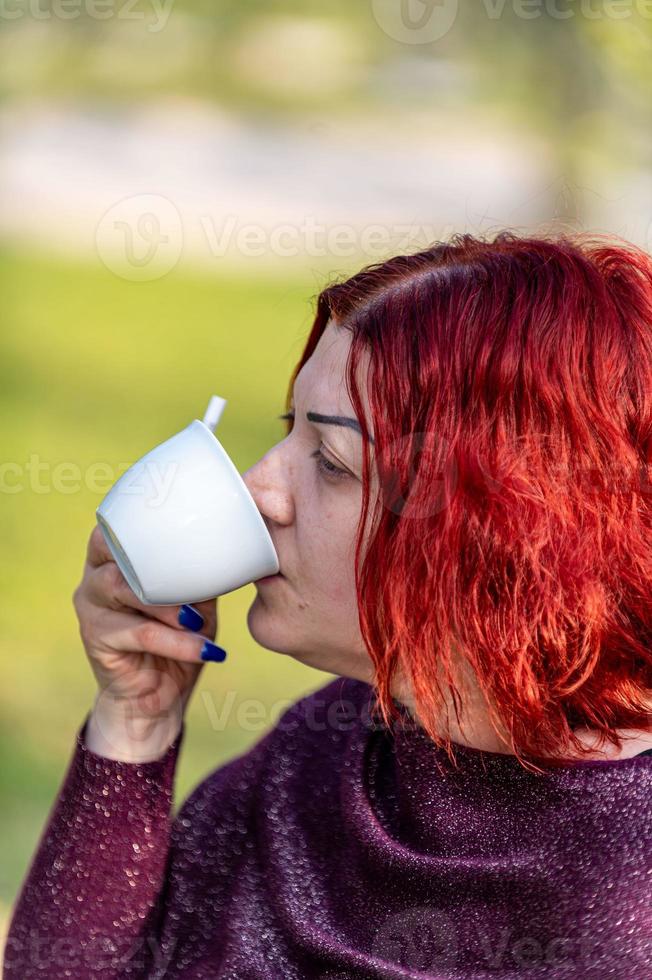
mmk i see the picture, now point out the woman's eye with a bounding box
[310,447,348,480]
[277,411,349,481]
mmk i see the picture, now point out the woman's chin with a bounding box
[246,600,296,655]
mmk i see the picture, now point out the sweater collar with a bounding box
[356,683,650,854]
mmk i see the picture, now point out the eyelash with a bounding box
[277,411,349,480]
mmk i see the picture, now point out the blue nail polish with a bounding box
[200,640,227,663]
[178,604,204,631]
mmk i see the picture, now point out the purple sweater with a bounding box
[4,676,651,979]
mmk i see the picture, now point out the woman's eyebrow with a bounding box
[306,411,373,443]
[290,385,375,445]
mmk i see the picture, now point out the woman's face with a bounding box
[242,318,382,687]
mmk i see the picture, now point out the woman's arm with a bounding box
[3,710,185,980]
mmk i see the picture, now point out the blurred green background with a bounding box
[2,0,652,949]
[0,245,347,935]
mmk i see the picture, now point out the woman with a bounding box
[5,231,652,979]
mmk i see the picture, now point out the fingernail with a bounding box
[200,640,227,663]
[178,604,204,631]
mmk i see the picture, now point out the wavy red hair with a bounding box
[282,231,652,772]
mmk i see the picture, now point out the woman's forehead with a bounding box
[301,320,370,411]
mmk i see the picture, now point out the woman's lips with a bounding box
[254,572,283,584]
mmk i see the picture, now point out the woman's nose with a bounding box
[242,452,293,526]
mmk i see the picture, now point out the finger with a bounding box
[98,607,224,664]
[87,522,114,569]
[89,561,217,637]
[182,596,218,630]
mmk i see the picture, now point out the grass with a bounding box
[0,245,352,923]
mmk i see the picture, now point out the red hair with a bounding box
[283,231,652,772]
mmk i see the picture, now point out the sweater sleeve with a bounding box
[3,711,185,980]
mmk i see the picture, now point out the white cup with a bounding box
[95,395,279,605]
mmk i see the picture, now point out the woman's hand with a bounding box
[72,523,223,759]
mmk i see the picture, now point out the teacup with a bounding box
[95,395,279,605]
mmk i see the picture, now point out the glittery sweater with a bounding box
[4,676,652,980]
